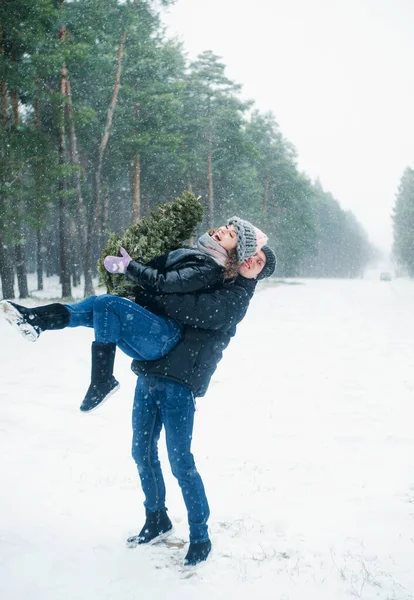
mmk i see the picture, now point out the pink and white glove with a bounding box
[104,247,132,274]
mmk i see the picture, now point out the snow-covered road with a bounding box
[1,277,414,600]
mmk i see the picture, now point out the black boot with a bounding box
[184,539,212,566]
[0,300,70,342]
[79,342,120,413]
[126,509,173,547]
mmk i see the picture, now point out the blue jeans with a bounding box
[131,376,210,544]
[65,295,182,360]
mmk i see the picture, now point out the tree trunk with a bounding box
[81,161,94,296]
[33,88,44,292]
[84,168,96,297]
[0,234,15,299]
[10,54,28,298]
[12,201,28,298]
[58,192,72,297]
[0,35,12,298]
[45,222,58,277]
[131,87,141,224]
[95,30,127,243]
[70,219,81,287]
[58,66,72,298]
[64,71,93,294]
[36,228,44,291]
[132,154,141,223]
[15,239,28,298]
[57,14,72,297]
[0,261,15,299]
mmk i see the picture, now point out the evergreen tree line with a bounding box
[0,0,374,299]
[393,166,414,276]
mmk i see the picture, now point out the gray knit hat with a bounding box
[257,245,277,280]
[227,216,257,263]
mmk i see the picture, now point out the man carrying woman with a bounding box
[1,216,276,567]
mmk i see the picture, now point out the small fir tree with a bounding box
[98,191,204,298]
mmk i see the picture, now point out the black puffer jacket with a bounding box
[131,276,257,397]
[126,248,225,294]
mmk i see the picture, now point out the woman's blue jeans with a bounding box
[65,295,182,361]
[132,376,210,544]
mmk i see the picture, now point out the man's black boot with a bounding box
[184,539,212,566]
[126,509,173,547]
[79,342,120,413]
[0,300,70,342]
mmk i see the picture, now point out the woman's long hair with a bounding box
[208,229,240,279]
[225,249,240,279]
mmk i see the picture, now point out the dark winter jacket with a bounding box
[131,276,257,397]
[126,248,226,294]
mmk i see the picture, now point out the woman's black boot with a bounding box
[80,342,120,413]
[0,300,70,342]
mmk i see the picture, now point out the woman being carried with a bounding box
[1,217,267,413]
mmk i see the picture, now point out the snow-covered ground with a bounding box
[1,275,414,600]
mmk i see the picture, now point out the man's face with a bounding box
[238,249,266,279]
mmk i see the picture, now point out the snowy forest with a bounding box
[393,166,414,276]
[0,0,375,300]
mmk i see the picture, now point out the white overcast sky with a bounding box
[161,0,414,253]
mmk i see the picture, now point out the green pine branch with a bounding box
[98,191,204,298]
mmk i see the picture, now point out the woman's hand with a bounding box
[104,247,132,274]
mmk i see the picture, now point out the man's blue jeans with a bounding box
[131,376,210,544]
[65,295,182,360]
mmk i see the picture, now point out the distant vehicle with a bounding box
[380,272,392,281]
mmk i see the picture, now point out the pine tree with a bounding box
[98,191,204,298]
[182,51,248,227]
[393,166,414,276]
